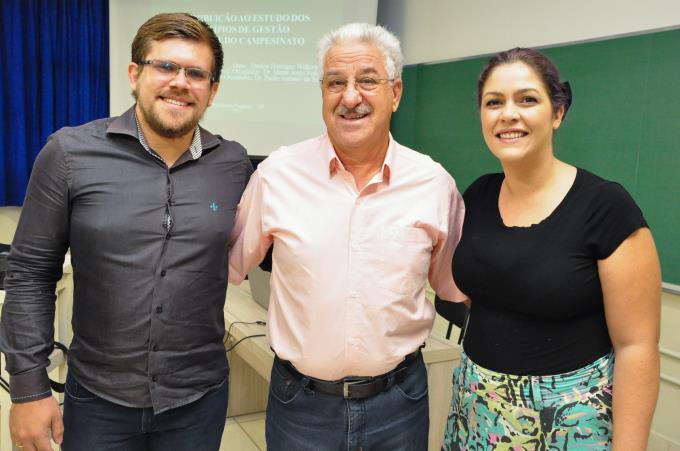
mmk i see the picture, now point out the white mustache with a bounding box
[335,104,372,116]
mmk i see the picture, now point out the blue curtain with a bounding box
[0,0,109,206]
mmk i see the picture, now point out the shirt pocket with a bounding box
[366,226,433,296]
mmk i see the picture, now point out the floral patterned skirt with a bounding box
[442,350,614,450]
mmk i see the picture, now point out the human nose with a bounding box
[500,102,519,121]
[340,80,363,106]
[168,68,190,88]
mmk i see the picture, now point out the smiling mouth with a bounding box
[161,97,191,107]
[340,112,368,120]
[336,104,372,121]
[497,131,527,139]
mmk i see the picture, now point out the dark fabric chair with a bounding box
[434,295,469,342]
[0,243,10,289]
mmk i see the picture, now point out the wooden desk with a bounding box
[224,281,460,451]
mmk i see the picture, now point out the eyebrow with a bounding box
[482,88,541,98]
[324,67,381,77]
[149,58,211,72]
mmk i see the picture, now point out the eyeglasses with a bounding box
[138,59,214,85]
[320,76,393,93]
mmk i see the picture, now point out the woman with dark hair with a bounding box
[442,48,661,449]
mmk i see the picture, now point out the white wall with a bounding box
[378,0,680,64]
[654,291,680,450]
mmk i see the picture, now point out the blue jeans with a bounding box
[266,354,429,451]
[62,373,228,451]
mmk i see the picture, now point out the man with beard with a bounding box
[0,13,250,451]
[228,23,465,450]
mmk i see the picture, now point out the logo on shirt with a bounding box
[210,202,219,212]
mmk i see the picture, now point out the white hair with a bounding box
[317,23,403,80]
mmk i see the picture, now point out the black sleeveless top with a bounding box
[453,168,647,375]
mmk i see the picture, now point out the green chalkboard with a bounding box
[391,29,680,285]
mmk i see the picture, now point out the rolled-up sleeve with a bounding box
[0,134,70,403]
[428,177,466,302]
[228,170,273,284]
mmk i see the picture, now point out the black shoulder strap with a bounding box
[49,341,68,393]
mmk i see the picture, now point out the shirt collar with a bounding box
[326,133,394,184]
[134,113,202,161]
[106,106,222,159]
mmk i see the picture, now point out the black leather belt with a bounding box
[275,348,422,400]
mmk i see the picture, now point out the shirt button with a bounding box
[151,375,158,382]
[160,270,166,277]
[152,345,159,352]
[156,306,163,314]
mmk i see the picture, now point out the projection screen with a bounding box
[110,0,379,155]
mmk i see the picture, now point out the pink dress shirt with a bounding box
[229,134,465,380]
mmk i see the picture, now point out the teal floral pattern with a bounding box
[442,352,614,450]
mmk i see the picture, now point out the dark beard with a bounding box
[132,88,205,139]
[144,108,201,138]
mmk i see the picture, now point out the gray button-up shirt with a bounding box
[0,106,252,413]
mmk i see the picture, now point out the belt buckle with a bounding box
[342,379,364,399]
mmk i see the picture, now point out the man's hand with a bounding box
[10,396,64,451]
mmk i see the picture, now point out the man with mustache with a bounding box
[0,13,250,451]
[229,23,465,451]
